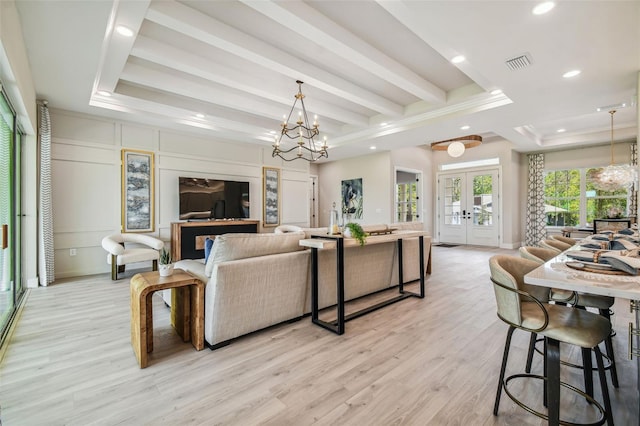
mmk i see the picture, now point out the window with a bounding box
[396,181,418,222]
[585,168,628,224]
[395,170,420,222]
[544,168,631,227]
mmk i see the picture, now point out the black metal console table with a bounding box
[300,232,427,335]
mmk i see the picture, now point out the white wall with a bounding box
[315,146,434,234]
[50,109,311,279]
[317,151,392,226]
[544,143,632,170]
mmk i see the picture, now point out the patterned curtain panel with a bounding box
[630,143,638,222]
[38,102,55,286]
[525,153,546,246]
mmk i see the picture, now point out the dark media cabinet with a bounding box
[171,220,259,261]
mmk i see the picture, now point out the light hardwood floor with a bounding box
[0,245,637,425]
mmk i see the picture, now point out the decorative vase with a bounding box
[343,228,352,238]
[159,263,174,277]
[328,202,339,235]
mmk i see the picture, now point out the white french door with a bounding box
[437,169,500,246]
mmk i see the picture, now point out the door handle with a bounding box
[1,224,7,249]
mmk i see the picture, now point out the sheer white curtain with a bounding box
[525,153,546,246]
[38,101,54,285]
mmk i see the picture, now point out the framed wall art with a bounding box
[263,167,280,227]
[341,177,363,220]
[121,149,155,233]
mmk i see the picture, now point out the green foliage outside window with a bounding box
[473,174,493,225]
[544,168,629,227]
[397,182,418,222]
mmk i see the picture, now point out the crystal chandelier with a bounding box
[272,80,328,162]
[592,110,637,191]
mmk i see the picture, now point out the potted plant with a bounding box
[158,247,174,277]
[343,222,367,246]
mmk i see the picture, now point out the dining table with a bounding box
[524,248,640,425]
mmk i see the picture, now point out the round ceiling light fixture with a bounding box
[532,1,555,15]
[430,135,483,158]
[447,141,466,157]
[116,25,134,37]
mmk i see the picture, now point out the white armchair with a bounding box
[101,233,164,280]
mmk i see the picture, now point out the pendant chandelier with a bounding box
[592,110,637,191]
[272,80,328,162]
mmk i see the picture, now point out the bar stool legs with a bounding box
[495,328,613,425]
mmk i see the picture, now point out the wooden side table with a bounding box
[130,270,205,368]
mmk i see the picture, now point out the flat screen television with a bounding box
[179,177,250,220]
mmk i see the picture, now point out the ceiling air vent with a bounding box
[505,53,533,71]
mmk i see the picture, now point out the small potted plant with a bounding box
[343,222,367,246]
[158,247,174,277]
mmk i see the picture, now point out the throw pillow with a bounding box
[204,237,215,263]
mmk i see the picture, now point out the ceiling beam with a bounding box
[377,0,494,91]
[92,0,150,95]
[130,36,370,127]
[145,0,404,117]
[242,0,446,104]
[119,63,343,136]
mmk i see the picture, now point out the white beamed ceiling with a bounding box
[15,0,640,161]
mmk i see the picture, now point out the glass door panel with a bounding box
[438,174,467,244]
[0,94,15,335]
[444,176,462,225]
[466,170,499,246]
[0,90,18,344]
[438,169,500,246]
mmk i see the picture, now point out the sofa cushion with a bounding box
[204,237,215,263]
[204,231,306,277]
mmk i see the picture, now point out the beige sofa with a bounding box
[174,231,309,348]
[175,224,431,348]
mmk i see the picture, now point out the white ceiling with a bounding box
[15,0,640,162]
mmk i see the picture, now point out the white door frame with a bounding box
[435,166,502,246]
[309,174,318,227]
[394,167,423,223]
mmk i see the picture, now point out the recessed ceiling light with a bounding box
[563,70,581,78]
[557,128,566,133]
[195,113,205,118]
[116,25,134,37]
[532,1,555,15]
[460,125,470,130]
[96,90,111,97]
[490,89,503,95]
[451,55,466,64]
[370,146,377,150]
[380,122,388,126]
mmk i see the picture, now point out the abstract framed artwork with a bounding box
[121,149,154,233]
[263,166,280,227]
[341,178,363,220]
